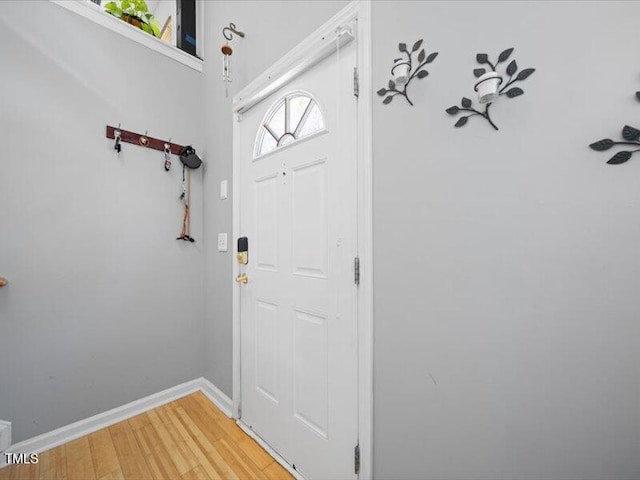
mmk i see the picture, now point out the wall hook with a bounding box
[106,125,184,156]
[222,23,245,41]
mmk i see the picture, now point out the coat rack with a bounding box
[105,125,185,155]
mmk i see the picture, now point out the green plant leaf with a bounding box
[104,2,120,16]
[121,0,132,11]
[136,0,149,12]
[150,23,160,37]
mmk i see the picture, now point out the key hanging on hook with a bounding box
[179,164,186,200]
[114,124,122,155]
[164,139,172,172]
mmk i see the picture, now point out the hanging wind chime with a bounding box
[221,22,245,98]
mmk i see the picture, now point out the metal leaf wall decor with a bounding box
[589,89,640,165]
[377,39,439,106]
[446,48,536,131]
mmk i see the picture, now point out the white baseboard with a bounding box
[0,377,226,469]
[0,420,11,453]
[199,378,233,418]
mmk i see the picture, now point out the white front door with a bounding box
[236,38,358,480]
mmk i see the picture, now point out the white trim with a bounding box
[354,3,374,479]
[232,18,355,114]
[0,421,11,453]
[231,2,373,478]
[50,0,203,72]
[232,108,242,420]
[237,421,305,480]
[0,377,232,469]
[196,0,205,60]
[200,378,234,418]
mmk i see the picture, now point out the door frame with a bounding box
[231,2,373,478]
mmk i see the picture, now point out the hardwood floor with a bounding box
[0,392,293,480]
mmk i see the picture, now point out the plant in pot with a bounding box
[104,0,161,38]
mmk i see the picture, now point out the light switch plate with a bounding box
[220,180,228,200]
[217,233,228,252]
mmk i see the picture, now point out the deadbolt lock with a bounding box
[236,252,248,265]
[237,236,248,265]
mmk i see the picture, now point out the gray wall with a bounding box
[1,1,638,478]
[201,0,348,396]
[0,1,204,443]
[372,2,640,479]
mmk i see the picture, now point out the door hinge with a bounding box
[353,66,359,98]
[354,444,360,475]
[354,256,360,286]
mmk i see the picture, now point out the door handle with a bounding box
[235,273,249,284]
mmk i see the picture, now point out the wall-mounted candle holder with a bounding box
[377,39,438,106]
[446,48,535,131]
[589,89,640,165]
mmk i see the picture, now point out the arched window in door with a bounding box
[254,92,325,158]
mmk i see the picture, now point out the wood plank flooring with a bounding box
[0,392,293,480]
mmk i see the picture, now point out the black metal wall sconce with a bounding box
[446,48,535,131]
[589,90,640,165]
[377,40,438,106]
